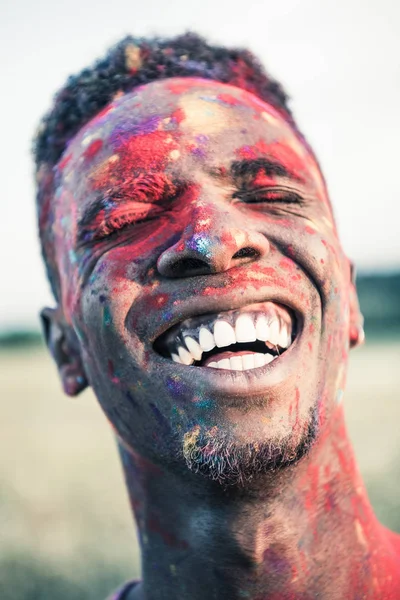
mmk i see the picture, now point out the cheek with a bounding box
[69,216,173,327]
[74,251,145,357]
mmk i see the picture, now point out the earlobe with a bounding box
[348,262,365,349]
[40,307,88,396]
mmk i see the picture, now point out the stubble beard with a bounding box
[181,405,319,487]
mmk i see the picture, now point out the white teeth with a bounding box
[268,319,280,346]
[206,352,277,371]
[170,309,293,366]
[235,314,257,343]
[217,358,231,369]
[255,315,269,341]
[184,336,203,361]
[178,346,194,365]
[242,354,255,370]
[199,327,215,352]
[230,356,243,370]
[214,321,236,348]
[254,353,265,368]
[278,324,289,348]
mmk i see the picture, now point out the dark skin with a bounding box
[42,78,400,599]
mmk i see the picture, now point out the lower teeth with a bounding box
[208,352,276,371]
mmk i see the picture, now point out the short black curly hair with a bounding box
[33,32,301,299]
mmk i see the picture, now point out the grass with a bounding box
[0,340,399,598]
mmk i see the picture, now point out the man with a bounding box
[34,33,400,599]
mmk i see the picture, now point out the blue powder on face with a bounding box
[150,403,171,435]
[195,134,208,144]
[187,234,212,257]
[199,95,227,106]
[336,389,344,404]
[166,376,184,397]
[193,397,214,409]
[190,147,206,158]
[69,249,77,265]
[103,304,112,326]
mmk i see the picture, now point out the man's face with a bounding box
[52,78,355,483]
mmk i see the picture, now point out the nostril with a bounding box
[232,247,259,260]
[170,257,210,275]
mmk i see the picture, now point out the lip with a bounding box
[126,267,320,399]
[144,282,309,347]
[137,293,311,399]
[149,320,304,399]
[153,300,297,368]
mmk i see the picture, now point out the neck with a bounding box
[120,405,398,600]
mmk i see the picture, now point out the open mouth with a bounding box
[154,301,298,371]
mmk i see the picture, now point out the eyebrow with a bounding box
[228,157,304,182]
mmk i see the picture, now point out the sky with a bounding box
[1,0,399,330]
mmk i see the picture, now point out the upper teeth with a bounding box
[168,308,293,368]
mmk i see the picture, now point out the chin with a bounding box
[181,403,319,487]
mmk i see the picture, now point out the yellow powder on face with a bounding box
[182,425,201,460]
[179,96,230,135]
[261,111,281,127]
[355,519,368,552]
[113,90,125,102]
[125,44,142,73]
[169,149,180,161]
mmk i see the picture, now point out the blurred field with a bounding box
[0,340,399,599]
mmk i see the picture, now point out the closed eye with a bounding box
[80,204,163,245]
[233,186,303,205]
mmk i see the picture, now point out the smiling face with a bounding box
[48,77,360,484]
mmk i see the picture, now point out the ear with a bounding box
[348,262,365,349]
[40,307,88,396]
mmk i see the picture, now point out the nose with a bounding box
[157,201,270,278]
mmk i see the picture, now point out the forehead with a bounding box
[58,78,326,207]
[72,77,289,142]
[63,79,308,168]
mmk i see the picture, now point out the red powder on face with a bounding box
[279,258,295,271]
[58,153,72,170]
[253,170,277,187]
[118,130,178,172]
[83,139,103,161]
[237,140,308,184]
[166,79,206,95]
[92,104,114,123]
[217,93,239,106]
[265,142,307,181]
[90,131,179,193]
[305,226,316,235]
[171,107,185,123]
[236,145,257,160]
